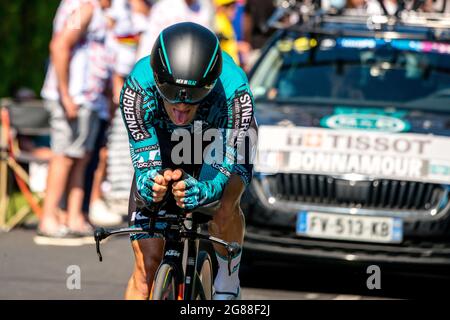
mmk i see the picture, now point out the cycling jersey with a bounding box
[119,52,257,210]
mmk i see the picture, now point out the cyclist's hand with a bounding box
[61,94,79,120]
[138,169,171,203]
[171,169,203,210]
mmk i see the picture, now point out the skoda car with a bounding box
[241,12,450,272]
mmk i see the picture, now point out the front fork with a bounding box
[155,238,186,300]
[183,236,200,300]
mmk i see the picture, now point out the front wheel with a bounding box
[150,263,178,300]
[194,251,214,300]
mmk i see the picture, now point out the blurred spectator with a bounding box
[81,102,114,226]
[232,0,252,67]
[343,0,368,14]
[15,87,37,102]
[325,0,347,12]
[214,0,240,64]
[346,0,367,9]
[136,0,215,60]
[439,0,450,12]
[86,0,153,227]
[243,0,276,70]
[232,0,245,41]
[37,0,112,244]
[421,0,435,11]
[106,0,140,104]
[364,0,444,15]
[107,0,152,102]
[129,0,155,34]
[12,88,53,163]
[104,0,152,210]
[366,0,398,15]
[418,0,450,12]
[326,0,450,14]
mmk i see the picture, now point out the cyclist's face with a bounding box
[163,100,199,126]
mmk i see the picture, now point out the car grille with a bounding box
[263,173,448,211]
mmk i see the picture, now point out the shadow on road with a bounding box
[239,258,450,299]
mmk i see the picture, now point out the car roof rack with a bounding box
[268,0,450,41]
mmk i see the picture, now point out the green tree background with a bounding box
[0,1,60,98]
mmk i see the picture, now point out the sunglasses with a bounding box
[156,80,216,105]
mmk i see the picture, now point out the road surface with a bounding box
[0,228,447,300]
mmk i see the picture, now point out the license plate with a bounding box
[296,211,403,243]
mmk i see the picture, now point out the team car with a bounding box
[241,0,450,272]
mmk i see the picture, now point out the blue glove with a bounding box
[176,172,208,210]
[136,169,162,205]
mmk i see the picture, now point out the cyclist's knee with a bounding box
[217,201,241,218]
[210,195,245,243]
[213,201,244,234]
[131,254,161,297]
[224,173,245,200]
[136,253,161,276]
[131,239,163,291]
[215,174,245,221]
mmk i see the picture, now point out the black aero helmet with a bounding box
[150,22,222,104]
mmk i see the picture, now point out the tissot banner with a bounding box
[255,125,450,184]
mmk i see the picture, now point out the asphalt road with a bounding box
[0,227,448,300]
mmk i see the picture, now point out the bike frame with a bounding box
[152,212,203,300]
[94,207,240,300]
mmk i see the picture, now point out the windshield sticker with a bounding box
[320,38,336,50]
[391,40,450,55]
[255,126,450,184]
[320,107,410,133]
[277,39,294,52]
[337,38,386,49]
[277,37,319,53]
[335,38,450,55]
[293,37,317,52]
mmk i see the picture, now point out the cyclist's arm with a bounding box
[119,62,162,204]
[191,86,256,208]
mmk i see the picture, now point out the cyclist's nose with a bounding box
[174,103,197,110]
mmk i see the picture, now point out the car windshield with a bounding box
[250,32,450,111]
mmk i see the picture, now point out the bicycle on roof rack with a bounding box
[267,0,450,39]
[93,187,240,300]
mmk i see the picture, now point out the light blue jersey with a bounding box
[119,52,257,209]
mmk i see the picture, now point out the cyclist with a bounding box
[119,22,258,300]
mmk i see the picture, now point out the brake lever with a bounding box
[94,228,109,262]
[95,238,102,262]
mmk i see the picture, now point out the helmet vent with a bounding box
[208,54,219,75]
[158,48,168,72]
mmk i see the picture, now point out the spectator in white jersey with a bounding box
[107,0,153,103]
[37,0,112,245]
[366,0,398,15]
[136,0,215,60]
[88,0,153,226]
